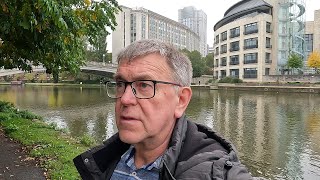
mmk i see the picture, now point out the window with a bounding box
[215,59,219,67]
[130,14,137,43]
[220,44,227,54]
[221,31,227,42]
[265,53,272,63]
[215,47,219,55]
[244,22,258,35]
[243,68,257,78]
[244,38,258,49]
[220,57,227,66]
[266,37,271,48]
[230,69,239,78]
[230,41,239,52]
[244,53,258,64]
[265,68,270,75]
[230,55,239,65]
[266,22,272,33]
[230,27,240,38]
[220,70,226,79]
[141,15,146,39]
[215,35,219,44]
[304,34,313,52]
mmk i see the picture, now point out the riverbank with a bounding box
[215,83,320,93]
[0,101,94,179]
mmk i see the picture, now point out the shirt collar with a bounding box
[122,145,163,171]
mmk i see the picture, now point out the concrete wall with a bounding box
[263,75,320,83]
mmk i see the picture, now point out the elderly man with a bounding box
[73,39,254,179]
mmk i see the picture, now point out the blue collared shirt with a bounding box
[110,146,163,180]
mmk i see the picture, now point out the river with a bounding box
[0,85,319,179]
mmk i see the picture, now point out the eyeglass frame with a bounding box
[106,80,182,99]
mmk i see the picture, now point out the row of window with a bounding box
[215,37,271,55]
[217,68,262,79]
[214,53,272,67]
[214,22,272,44]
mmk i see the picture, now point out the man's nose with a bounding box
[120,84,137,104]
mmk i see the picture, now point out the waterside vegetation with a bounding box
[0,101,96,179]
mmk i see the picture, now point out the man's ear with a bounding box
[174,87,192,118]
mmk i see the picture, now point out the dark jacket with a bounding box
[73,115,254,180]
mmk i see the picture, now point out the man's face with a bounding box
[114,53,180,146]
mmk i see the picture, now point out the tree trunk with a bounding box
[53,71,59,83]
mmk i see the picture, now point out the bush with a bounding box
[0,101,16,113]
[79,134,96,146]
[218,77,243,83]
[0,113,11,121]
[17,110,42,120]
[4,123,19,134]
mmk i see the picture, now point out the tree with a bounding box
[287,53,303,74]
[204,53,214,75]
[0,0,121,82]
[307,51,320,74]
[85,30,109,62]
[180,49,206,77]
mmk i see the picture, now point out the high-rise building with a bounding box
[213,0,311,82]
[112,6,200,63]
[179,6,208,57]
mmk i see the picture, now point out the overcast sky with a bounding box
[107,0,320,51]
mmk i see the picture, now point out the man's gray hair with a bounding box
[117,39,193,86]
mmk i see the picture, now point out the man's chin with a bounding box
[119,131,141,144]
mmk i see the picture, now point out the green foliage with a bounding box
[218,76,243,83]
[181,49,207,77]
[1,116,91,179]
[0,113,11,121]
[287,53,303,74]
[0,0,121,82]
[4,123,19,134]
[0,101,16,113]
[80,133,96,146]
[18,110,42,120]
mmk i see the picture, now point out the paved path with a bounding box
[0,128,46,180]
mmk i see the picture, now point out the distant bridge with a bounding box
[0,62,118,77]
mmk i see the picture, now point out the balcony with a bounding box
[230,47,239,52]
[244,29,258,35]
[230,33,240,39]
[244,45,258,50]
[265,59,272,63]
[243,74,257,78]
[244,60,257,64]
[220,62,227,66]
[229,61,239,65]
[266,44,272,48]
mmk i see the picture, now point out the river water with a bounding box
[0,85,319,179]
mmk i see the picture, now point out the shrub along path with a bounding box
[0,128,46,179]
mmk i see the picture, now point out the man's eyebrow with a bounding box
[113,74,155,81]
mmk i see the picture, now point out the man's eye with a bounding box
[116,82,124,87]
[136,81,153,89]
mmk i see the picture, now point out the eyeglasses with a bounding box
[106,80,181,99]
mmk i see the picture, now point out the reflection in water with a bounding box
[0,85,320,179]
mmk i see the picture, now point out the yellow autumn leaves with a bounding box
[307,51,320,73]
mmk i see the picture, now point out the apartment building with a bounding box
[112,6,200,63]
[213,0,307,82]
[179,6,208,57]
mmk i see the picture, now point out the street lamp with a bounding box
[102,54,105,66]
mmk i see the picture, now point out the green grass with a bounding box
[0,101,94,179]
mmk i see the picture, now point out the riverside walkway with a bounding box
[0,128,46,179]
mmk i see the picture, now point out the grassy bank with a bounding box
[0,101,95,179]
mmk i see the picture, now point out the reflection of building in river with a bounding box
[212,91,320,178]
